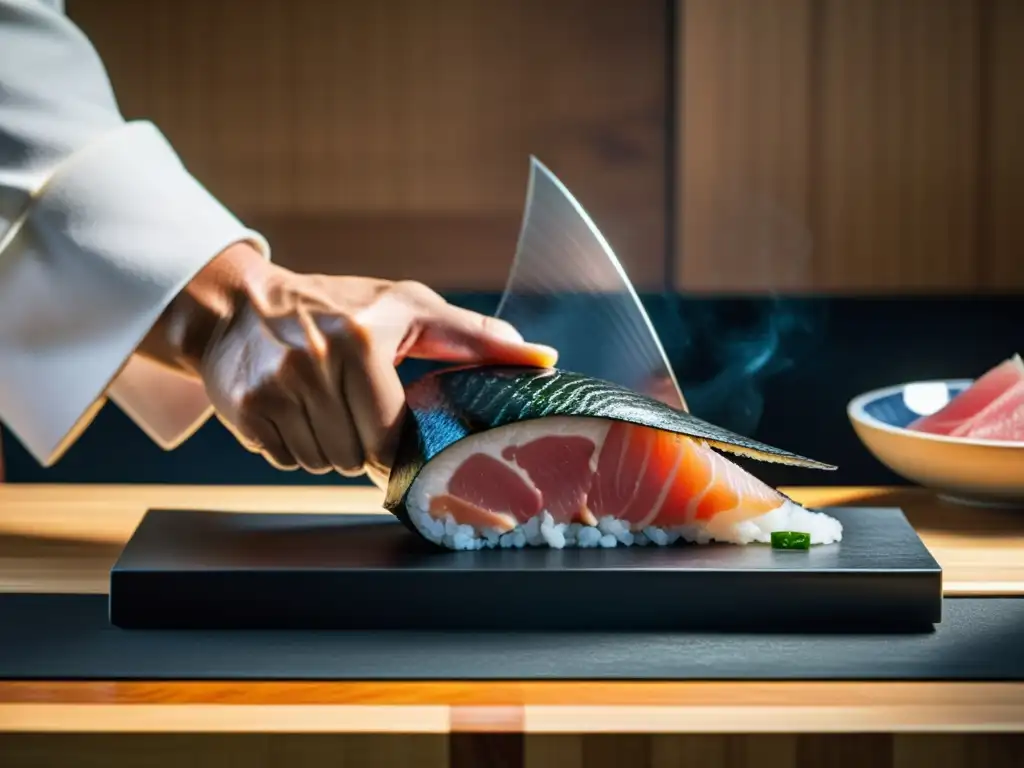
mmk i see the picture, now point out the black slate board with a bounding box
[1,594,1021,681]
[108,507,942,632]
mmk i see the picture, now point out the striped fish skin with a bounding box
[384,365,835,542]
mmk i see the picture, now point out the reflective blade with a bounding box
[495,156,687,411]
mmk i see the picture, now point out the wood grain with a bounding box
[524,734,1024,768]
[0,734,450,768]
[241,212,525,286]
[0,733,1020,767]
[2,484,1022,596]
[2,680,1022,708]
[677,0,815,291]
[52,0,1024,293]
[893,735,1024,768]
[57,0,1024,293]
[65,0,668,290]
[2,682,1024,733]
[814,0,980,291]
[451,733,523,768]
[674,0,1023,292]
[982,0,1024,289]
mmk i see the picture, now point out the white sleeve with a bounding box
[0,0,271,467]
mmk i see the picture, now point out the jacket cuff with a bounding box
[0,120,270,466]
[105,355,217,453]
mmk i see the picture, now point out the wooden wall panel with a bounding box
[66,0,668,290]
[0,734,450,768]
[814,0,980,291]
[677,0,815,292]
[676,0,1024,293]
[523,734,1024,768]
[3,733,1022,767]
[59,0,1024,294]
[983,0,1024,289]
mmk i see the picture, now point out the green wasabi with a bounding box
[771,531,811,550]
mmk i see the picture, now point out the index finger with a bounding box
[402,299,559,368]
[340,288,558,475]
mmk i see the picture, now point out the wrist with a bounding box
[138,240,273,376]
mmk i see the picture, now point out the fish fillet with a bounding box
[406,416,842,550]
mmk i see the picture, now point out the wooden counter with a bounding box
[1,484,1023,767]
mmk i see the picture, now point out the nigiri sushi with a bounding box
[384,366,841,551]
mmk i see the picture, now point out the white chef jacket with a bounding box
[0,0,271,467]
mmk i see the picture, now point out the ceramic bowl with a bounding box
[847,380,1024,508]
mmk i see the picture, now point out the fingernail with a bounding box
[527,343,559,366]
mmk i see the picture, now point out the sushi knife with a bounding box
[495,157,688,411]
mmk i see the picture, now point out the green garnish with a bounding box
[771,531,811,550]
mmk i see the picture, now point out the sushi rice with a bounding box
[407,490,843,552]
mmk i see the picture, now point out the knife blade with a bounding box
[495,156,688,411]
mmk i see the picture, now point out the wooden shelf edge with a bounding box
[0,704,450,734]
[2,700,1023,735]
[521,704,1024,735]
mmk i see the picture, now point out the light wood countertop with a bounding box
[1,483,1023,737]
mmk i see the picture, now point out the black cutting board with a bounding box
[109,506,942,632]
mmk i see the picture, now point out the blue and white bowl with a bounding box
[847,380,1024,507]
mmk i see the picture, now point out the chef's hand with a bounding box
[138,242,557,481]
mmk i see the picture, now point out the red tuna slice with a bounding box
[908,354,1024,435]
[430,453,542,531]
[950,379,1024,441]
[502,437,599,526]
[412,417,610,533]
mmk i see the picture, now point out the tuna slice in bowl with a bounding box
[848,376,1024,508]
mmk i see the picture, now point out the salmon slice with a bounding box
[587,422,786,531]
[668,435,790,532]
[587,420,657,525]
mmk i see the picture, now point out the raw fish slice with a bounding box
[587,421,830,544]
[503,436,600,526]
[950,380,1024,441]
[399,416,841,550]
[909,355,1024,435]
[590,421,680,529]
[409,417,611,537]
[439,452,542,527]
[428,494,520,534]
[385,365,839,550]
